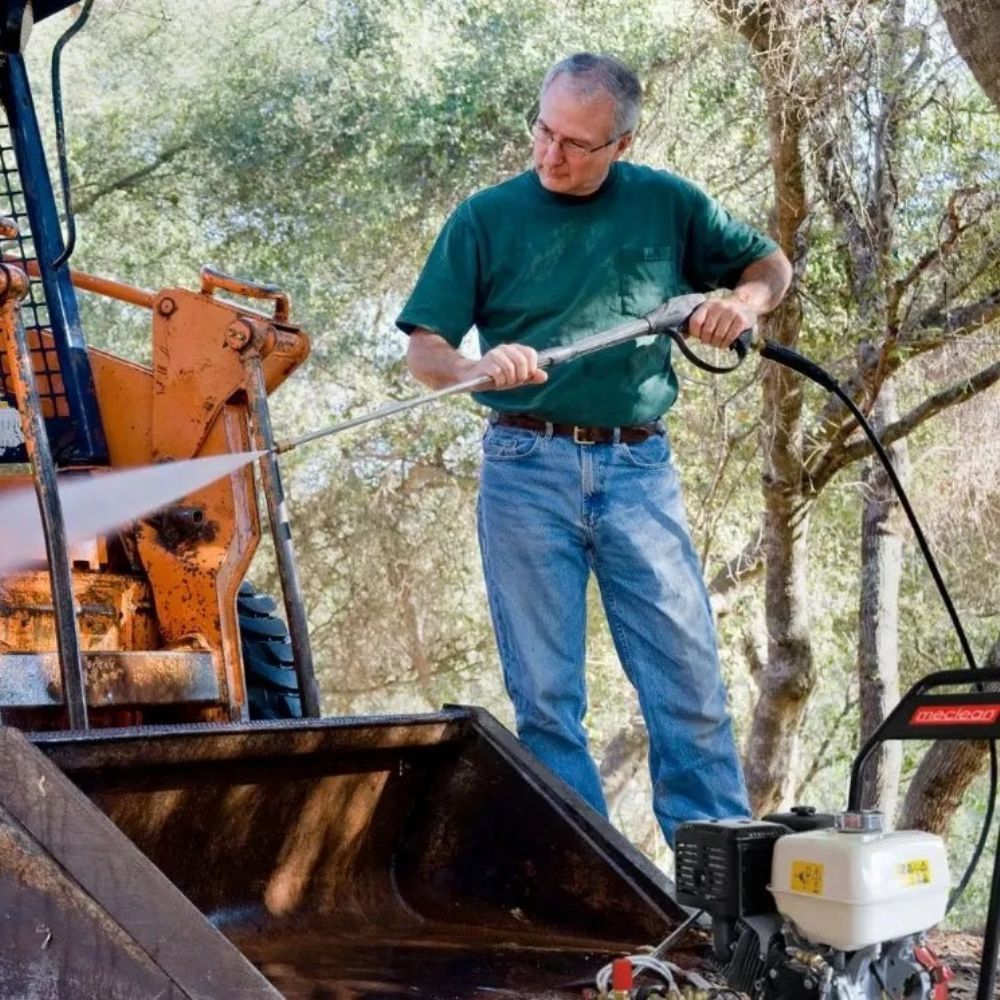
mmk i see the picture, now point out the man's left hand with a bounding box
[686,299,758,350]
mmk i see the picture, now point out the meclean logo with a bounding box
[910,705,1000,726]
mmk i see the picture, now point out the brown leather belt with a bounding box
[492,412,663,445]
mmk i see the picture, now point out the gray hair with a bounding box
[540,53,642,136]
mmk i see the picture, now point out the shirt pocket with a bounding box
[618,246,676,317]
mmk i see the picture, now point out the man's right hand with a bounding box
[470,343,548,390]
[407,329,548,391]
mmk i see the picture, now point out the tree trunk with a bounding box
[744,363,813,815]
[704,0,1000,818]
[898,740,991,835]
[898,637,1000,833]
[857,383,908,819]
[600,706,649,814]
[937,0,1000,111]
[706,0,814,816]
[741,93,812,816]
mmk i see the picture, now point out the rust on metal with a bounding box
[145,504,218,552]
[0,816,190,999]
[0,649,218,707]
[0,258,30,303]
[0,255,310,723]
[0,568,158,654]
[1,261,89,729]
[241,344,321,717]
[225,317,254,350]
[200,265,291,323]
[2,271,309,723]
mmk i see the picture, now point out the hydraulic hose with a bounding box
[50,0,94,269]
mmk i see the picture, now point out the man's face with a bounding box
[532,78,632,197]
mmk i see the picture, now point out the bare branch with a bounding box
[889,186,985,313]
[600,707,649,812]
[794,686,857,801]
[814,126,871,291]
[709,0,775,56]
[805,285,1000,487]
[819,356,1000,481]
[709,527,766,615]
[803,339,894,487]
[906,287,1000,348]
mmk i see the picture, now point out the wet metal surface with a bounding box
[242,344,320,716]
[237,925,653,1000]
[146,503,217,551]
[34,710,687,998]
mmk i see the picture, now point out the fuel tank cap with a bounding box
[835,810,884,833]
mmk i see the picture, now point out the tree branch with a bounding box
[905,287,1000,350]
[804,283,1000,489]
[75,142,192,214]
[803,339,893,489]
[889,186,985,314]
[709,527,766,615]
[794,686,857,801]
[817,356,1000,482]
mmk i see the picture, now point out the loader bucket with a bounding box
[19,707,691,999]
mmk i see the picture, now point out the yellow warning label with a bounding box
[897,859,932,886]
[790,860,825,895]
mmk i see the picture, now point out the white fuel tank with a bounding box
[770,813,950,951]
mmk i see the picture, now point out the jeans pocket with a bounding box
[620,434,671,468]
[482,425,543,461]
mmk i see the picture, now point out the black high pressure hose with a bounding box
[705,332,996,915]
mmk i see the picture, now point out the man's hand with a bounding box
[407,329,548,391]
[686,298,758,350]
[686,248,792,349]
[471,343,548,390]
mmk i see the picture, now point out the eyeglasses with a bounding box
[527,116,624,160]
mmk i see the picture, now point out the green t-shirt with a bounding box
[397,162,777,426]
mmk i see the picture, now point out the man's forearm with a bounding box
[732,248,793,315]
[406,328,478,389]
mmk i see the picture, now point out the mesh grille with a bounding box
[0,115,69,421]
[675,840,731,905]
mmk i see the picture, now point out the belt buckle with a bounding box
[573,426,596,445]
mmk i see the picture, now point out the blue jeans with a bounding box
[477,419,749,847]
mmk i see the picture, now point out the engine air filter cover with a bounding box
[675,818,788,919]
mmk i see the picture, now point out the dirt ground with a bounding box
[927,931,996,999]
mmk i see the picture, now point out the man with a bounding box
[397,53,792,847]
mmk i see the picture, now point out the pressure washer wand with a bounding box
[273,293,710,455]
[273,373,493,453]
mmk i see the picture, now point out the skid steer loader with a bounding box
[0,4,687,997]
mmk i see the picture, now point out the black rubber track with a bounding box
[237,582,303,720]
